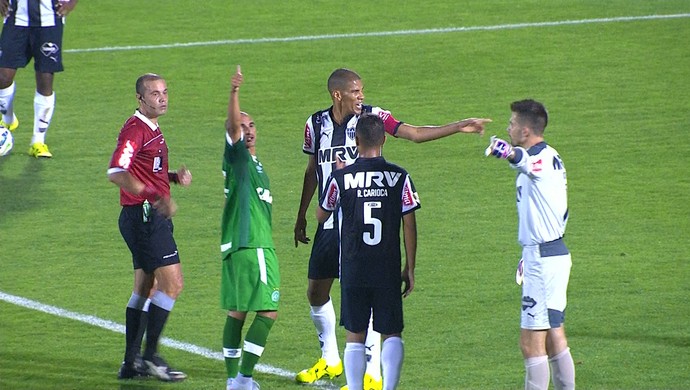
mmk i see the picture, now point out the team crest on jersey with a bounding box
[271,290,280,303]
[346,126,356,140]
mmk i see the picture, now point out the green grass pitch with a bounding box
[0,1,689,389]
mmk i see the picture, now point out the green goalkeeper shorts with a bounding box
[221,247,280,312]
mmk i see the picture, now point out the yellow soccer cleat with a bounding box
[340,373,383,390]
[0,114,19,131]
[28,142,53,158]
[295,358,343,384]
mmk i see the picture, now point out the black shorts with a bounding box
[307,225,340,280]
[341,285,404,335]
[0,23,64,72]
[118,205,180,274]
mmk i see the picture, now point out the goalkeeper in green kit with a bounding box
[220,65,280,390]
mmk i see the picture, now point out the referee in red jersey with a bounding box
[107,73,191,382]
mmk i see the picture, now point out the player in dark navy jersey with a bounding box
[318,113,420,390]
[108,73,191,383]
[0,0,78,157]
[294,68,489,389]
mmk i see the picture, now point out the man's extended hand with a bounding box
[177,165,192,187]
[231,65,243,91]
[458,118,491,135]
[0,0,10,17]
[55,0,78,17]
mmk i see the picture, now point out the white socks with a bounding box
[347,337,403,390]
[32,91,55,145]
[364,315,381,380]
[549,348,575,390]
[344,342,366,390]
[310,298,340,365]
[0,82,15,125]
[525,355,550,390]
[381,337,403,390]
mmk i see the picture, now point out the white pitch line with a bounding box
[0,290,339,389]
[65,13,690,54]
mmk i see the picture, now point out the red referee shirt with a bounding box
[107,110,171,206]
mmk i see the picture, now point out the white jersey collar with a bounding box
[134,110,159,131]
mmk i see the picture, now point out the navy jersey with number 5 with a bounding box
[319,156,420,288]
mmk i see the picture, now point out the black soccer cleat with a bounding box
[143,354,187,382]
[117,355,149,380]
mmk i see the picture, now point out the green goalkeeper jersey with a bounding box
[220,137,274,259]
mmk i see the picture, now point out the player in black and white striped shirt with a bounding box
[0,0,78,158]
[294,68,490,389]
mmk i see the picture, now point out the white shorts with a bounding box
[520,240,572,330]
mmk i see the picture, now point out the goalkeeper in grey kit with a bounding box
[485,99,575,390]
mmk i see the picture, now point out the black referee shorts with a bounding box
[118,205,180,274]
[307,225,340,280]
[0,23,64,72]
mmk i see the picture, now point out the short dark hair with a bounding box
[356,113,385,147]
[327,68,361,94]
[510,99,548,135]
[135,73,164,96]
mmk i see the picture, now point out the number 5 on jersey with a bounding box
[363,201,382,245]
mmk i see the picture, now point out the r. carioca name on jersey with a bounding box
[317,145,358,164]
[344,171,402,190]
[357,188,388,198]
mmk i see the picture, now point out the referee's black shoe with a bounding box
[117,355,149,380]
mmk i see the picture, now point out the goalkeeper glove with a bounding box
[515,258,524,285]
[484,136,513,159]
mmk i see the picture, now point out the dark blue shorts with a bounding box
[0,23,64,72]
[340,285,404,335]
[118,205,180,274]
[307,225,340,280]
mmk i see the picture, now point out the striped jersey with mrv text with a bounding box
[303,105,403,229]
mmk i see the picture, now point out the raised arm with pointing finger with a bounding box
[220,65,281,390]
